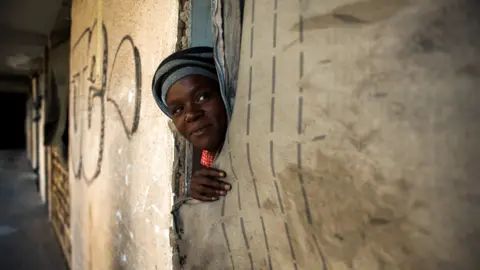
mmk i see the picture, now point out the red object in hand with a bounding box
[201,150,215,168]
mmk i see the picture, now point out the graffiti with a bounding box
[70,21,142,184]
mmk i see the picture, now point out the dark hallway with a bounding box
[0,150,67,270]
[0,93,27,149]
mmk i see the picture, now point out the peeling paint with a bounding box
[141,186,150,211]
[125,164,133,186]
[148,204,161,215]
[163,229,169,240]
[128,87,135,104]
[125,164,133,185]
[132,200,140,215]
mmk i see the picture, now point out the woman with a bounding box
[152,47,232,202]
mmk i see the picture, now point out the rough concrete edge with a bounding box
[171,1,191,269]
[176,0,191,51]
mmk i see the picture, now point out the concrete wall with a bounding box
[69,0,178,269]
[177,0,480,269]
[31,78,38,171]
[38,73,47,202]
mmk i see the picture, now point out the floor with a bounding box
[0,150,67,270]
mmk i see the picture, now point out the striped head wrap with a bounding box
[152,47,219,117]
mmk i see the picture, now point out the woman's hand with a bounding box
[190,168,231,201]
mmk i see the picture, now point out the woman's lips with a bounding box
[191,125,211,137]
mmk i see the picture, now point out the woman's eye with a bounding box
[172,107,183,115]
[197,92,210,102]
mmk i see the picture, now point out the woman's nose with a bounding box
[185,103,203,123]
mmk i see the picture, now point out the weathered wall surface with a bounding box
[69,0,178,269]
[38,73,47,202]
[179,0,480,269]
[31,78,38,171]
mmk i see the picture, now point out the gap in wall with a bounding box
[170,0,214,268]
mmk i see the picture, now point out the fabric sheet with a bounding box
[176,0,480,269]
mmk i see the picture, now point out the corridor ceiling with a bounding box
[0,0,71,93]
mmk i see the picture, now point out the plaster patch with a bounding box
[128,87,135,104]
[149,204,161,215]
[142,186,150,211]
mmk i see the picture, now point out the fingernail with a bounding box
[211,197,218,201]
[219,172,226,177]
[225,184,231,191]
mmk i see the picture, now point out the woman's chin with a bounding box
[191,135,223,152]
[191,138,211,152]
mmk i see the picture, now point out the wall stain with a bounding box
[312,135,327,141]
[262,198,277,210]
[389,102,406,117]
[416,38,436,53]
[275,148,417,269]
[373,92,388,98]
[291,0,408,31]
[333,13,367,24]
[369,207,395,226]
[457,64,480,77]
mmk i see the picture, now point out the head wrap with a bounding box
[152,47,218,117]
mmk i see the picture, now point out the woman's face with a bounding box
[166,75,228,152]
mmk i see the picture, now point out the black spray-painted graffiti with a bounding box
[70,21,142,184]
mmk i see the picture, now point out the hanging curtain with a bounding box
[44,71,61,145]
[212,0,244,120]
[171,2,245,268]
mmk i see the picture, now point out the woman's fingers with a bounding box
[189,168,232,202]
[194,168,227,178]
[198,177,231,191]
[194,169,231,191]
[190,179,232,201]
[190,183,220,201]
[192,178,226,195]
